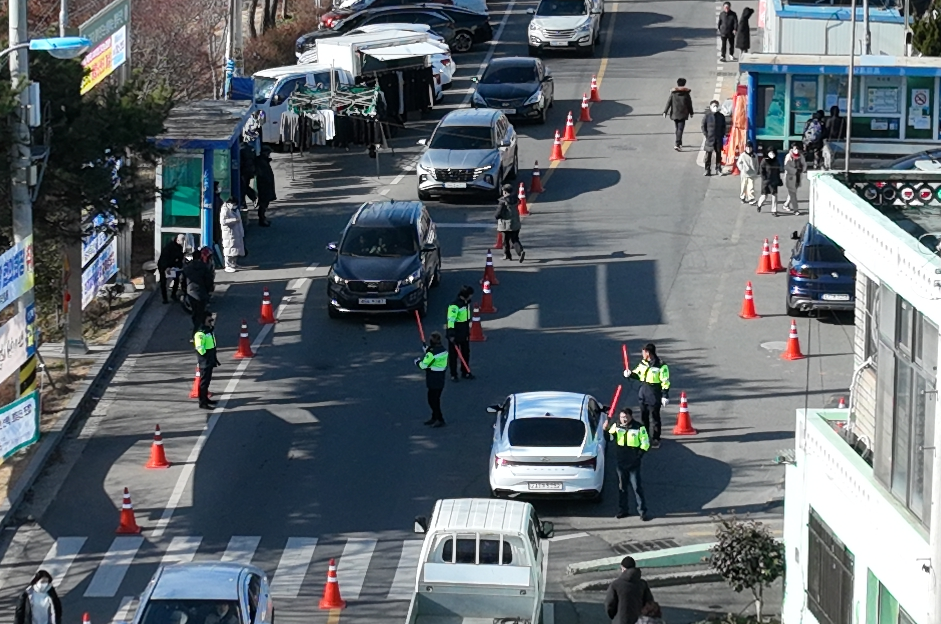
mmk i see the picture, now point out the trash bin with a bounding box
[142,261,158,291]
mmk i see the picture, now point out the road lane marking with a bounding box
[39,537,86,585]
[112,596,137,624]
[596,263,611,326]
[549,531,590,542]
[326,609,341,624]
[435,223,493,229]
[271,537,318,598]
[221,536,261,564]
[386,540,423,600]
[161,536,202,566]
[337,537,378,600]
[84,536,144,598]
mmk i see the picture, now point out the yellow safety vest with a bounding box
[608,422,651,451]
[419,347,448,371]
[194,330,217,355]
[631,359,671,391]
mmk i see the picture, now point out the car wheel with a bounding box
[588,489,604,504]
[490,488,505,499]
[491,169,504,200]
[507,151,518,180]
[580,44,595,58]
[431,257,441,289]
[785,296,802,317]
[418,187,431,201]
[328,305,340,319]
[538,105,548,124]
[416,292,428,318]
[528,45,541,57]
[452,31,474,53]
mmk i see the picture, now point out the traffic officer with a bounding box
[194,311,220,410]
[623,343,670,448]
[446,285,474,381]
[416,331,448,427]
[607,408,650,521]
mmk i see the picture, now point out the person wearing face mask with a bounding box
[783,144,806,214]
[701,100,727,176]
[446,286,475,381]
[14,571,62,624]
[756,147,782,214]
[736,143,759,205]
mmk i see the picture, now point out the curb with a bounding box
[0,289,155,529]
[572,569,723,592]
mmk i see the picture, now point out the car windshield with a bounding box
[429,125,493,150]
[802,244,847,263]
[507,418,586,447]
[481,65,537,84]
[536,0,587,16]
[340,225,418,257]
[139,600,241,624]
[254,77,277,103]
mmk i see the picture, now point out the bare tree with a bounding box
[249,0,260,38]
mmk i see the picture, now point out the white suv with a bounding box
[527,0,601,57]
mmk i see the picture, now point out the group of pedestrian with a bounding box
[717,2,753,62]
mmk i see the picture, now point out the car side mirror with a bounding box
[526,7,535,13]
[414,516,428,533]
[791,231,800,241]
[487,404,500,413]
[326,242,338,252]
[421,243,437,253]
[417,138,428,146]
[538,521,555,539]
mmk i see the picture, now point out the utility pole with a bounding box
[862,0,871,54]
[844,0,857,173]
[59,0,68,36]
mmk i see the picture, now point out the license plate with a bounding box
[549,41,568,47]
[501,108,517,115]
[444,182,466,189]
[358,298,386,305]
[528,482,563,491]
[822,294,850,301]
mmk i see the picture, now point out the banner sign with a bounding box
[0,236,34,314]
[82,214,117,268]
[0,390,40,463]
[0,306,33,383]
[82,238,118,309]
[79,0,130,95]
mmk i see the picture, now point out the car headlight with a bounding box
[523,90,542,106]
[575,21,592,33]
[474,164,494,173]
[329,270,347,285]
[418,162,436,179]
[529,21,539,31]
[400,268,422,287]
[472,91,487,106]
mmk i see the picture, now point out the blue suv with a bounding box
[786,224,856,316]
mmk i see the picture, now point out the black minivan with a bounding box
[326,201,442,318]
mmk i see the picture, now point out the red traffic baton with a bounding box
[454,345,472,375]
[621,344,630,371]
[414,310,427,346]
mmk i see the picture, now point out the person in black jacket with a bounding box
[416,332,448,427]
[14,570,62,624]
[701,100,727,176]
[663,78,694,150]
[495,184,524,262]
[255,147,277,227]
[717,2,738,62]
[756,147,783,214]
[605,557,654,624]
[157,234,185,304]
[182,247,215,331]
[607,408,651,520]
[735,7,753,55]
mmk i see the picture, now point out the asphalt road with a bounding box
[0,1,854,623]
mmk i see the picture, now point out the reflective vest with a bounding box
[194,330,217,355]
[631,359,670,391]
[447,301,470,328]
[608,422,650,451]
[419,346,448,371]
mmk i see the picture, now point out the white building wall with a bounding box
[852,275,876,445]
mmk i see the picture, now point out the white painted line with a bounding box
[596,263,611,326]
[435,223,494,229]
[39,537,86,585]
[84,536,144,598]
[379,188,389,195]
[161,536,202,566]
[222,536,261,563]
[271,537,318,598]
[112,596,137,624]
[386,540,423,600]
[338,538,378,600]
[549,531,591,542]
[391,172,407,185]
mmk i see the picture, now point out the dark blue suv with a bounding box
[786,224,856,316]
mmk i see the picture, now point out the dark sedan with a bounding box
[786,223,856,316]
[471,57,554,124]
[412,3,493,46]
[882,148,941,170]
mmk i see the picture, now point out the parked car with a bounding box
[411,4,494,47]
[786,223,856,316]
[416,108,519,201]
[472,57,554,124]
[326,201,441,318]
[526,0,601,57]
[324,0,487,28]
[881,148,941,170]
[487,391,607,499]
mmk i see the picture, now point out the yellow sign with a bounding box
[80,25,126,95]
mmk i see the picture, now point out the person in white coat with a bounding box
[736,143,759,205]
[782,143,806,214]
[220,197,245,272]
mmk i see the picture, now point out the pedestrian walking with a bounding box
[623,343,670,448]
[607,408,650,520]
[802,110,825,169]
[446,286,474,381]
[14,571,62,624]
[736,142,759,204]
[717,2,738,62]
[783,143,806,214]
[756,147,782,214]
[663,78,694,151]
[701,100,726,176]
[157,234,185,304]
[220,197,245,272]
[193,312,220,410]
[255,147,277,227]
[604,557,655,624]
[416,331,448,427]
[638,602,666,624]
[495,184,525,262]
[823,105,846,170]
[182,247,215,332]
[735,7,752,55]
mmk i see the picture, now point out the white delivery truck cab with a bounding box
[252,63,354,144]
[407,498,554,624]
[314,30,437,78]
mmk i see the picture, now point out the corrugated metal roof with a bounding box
[430,498,529,534]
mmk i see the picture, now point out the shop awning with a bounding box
[364,42,443,61]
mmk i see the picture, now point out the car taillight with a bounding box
[441,59,451,66]
[495,456,509,468]
[574,457,597,470]
[789,266,811,278]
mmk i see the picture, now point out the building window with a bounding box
[808,509,854,624]
[864,277,880,364]
[868,570,915,624]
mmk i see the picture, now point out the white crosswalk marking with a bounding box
[39,537,87,585]
[337,538,377,600]
[270,538,318,598]
[112,596,138,624]
[221,536,261,564]
[162,536,202,566]
[85,536,144,598]
[386,540,422,601]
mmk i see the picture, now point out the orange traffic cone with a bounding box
[549,130,565,161]
[782,320,805,360]
[83,614,91,624]
[517,182,530,217]
[189,366,201,399]
[579,93,592,122]
[481,250,499,286]
[469,306,486,342]
[259,287,277,324]
[769,235,785,273]
[116,487,142,534]
[319,558,347,610]
[145,425,171,469]
[739,281,759,319]
[234,320,255,359]
[838,396,847,408]
[589,75,601,102]
[495,230,504,248]
[756,238,774,274]
[530,161,544,193]
[480,279,497,313]
[562,111,577,142]
[672,392,697,435]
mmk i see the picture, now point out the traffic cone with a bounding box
[782,320,805,360]
[83,614,91,624]
[756,238,774,274]
[518,182,530,217]
[495,230,504,248]
[590,75,601,102]
[769,235,785,273]
[189,366,201,399]
[480,279,497,313]
[549,130,565,161]
[672,392,698,435]
[562,111,577,142]
[145,425,171,469]
[318,558,346,610]
[234,320,255,359]
[259,287,277,324]
[116,487,142,534]
[739,281,759,319]
[579,93,592,122]
[481,250,499,285]
[838,396,847,409]
[469,306,486,342]
[530,161,544,193]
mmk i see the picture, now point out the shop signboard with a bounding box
[0,305,35,384]
[79,0,130,95]
[0,236,34,315]
[0,390,40,463]
[82,238,118,309]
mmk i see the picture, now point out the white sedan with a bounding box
[488,391,608,499]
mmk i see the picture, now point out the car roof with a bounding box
[351,201,424,227]
[415,3,482,15]
[150,563,250,600]
[440,108,501,127]
[486,57,537,69]
[510,391,588,420]
[254,63,332,79]
[430,498,531,534]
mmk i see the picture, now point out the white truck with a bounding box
[314,30,442,78]
[407,498,554,624]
